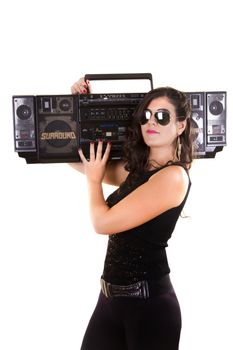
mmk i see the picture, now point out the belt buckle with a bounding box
[140,280,150,299]
[101,278,150,299]
[101,278,111,298]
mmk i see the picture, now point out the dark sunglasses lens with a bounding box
[156,111,170,125]
[140,110,170,125]
[140,110,151,125]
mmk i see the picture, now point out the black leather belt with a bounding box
[100,274,172,299]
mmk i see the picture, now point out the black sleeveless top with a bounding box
[102,164,191,285]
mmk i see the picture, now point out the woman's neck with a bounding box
[147,146,177,170]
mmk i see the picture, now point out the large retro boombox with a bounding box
[12,74,227,163]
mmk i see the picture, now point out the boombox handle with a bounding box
[84,73,153,90]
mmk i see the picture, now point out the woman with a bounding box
[71,78,192,350]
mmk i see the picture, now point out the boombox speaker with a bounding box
[186,91,226,157]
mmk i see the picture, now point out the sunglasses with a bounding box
[140,108,171,126]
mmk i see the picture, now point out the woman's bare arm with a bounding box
[88,165,190,235]
[77,141,190,235]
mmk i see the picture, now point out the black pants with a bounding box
[80,278,181,350]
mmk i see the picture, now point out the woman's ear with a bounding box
[177,119,187,136]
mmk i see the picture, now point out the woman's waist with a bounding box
[100,273,173,299]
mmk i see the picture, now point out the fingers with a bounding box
[95,141,111,163]
[78,141,111,163]
[96,140,103,161]
[86,79,92,93]
[102,142,111,163]
[71,77,91,95]
[78,147,87,163]
[89,142,95,162]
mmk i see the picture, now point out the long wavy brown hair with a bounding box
[122,87,193,186]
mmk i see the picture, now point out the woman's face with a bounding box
[140,97,185,150]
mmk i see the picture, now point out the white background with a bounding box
[0,0,232,349]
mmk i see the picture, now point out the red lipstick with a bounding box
[146,129,160,134]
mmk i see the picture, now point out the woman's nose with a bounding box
[148,114,158,125]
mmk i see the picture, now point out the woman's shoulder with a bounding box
[148,164,190,189]
[145,164,190,208]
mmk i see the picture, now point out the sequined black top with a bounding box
[102,164,191,285]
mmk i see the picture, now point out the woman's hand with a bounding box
[78,141,111,184]
[71,77,91,94]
